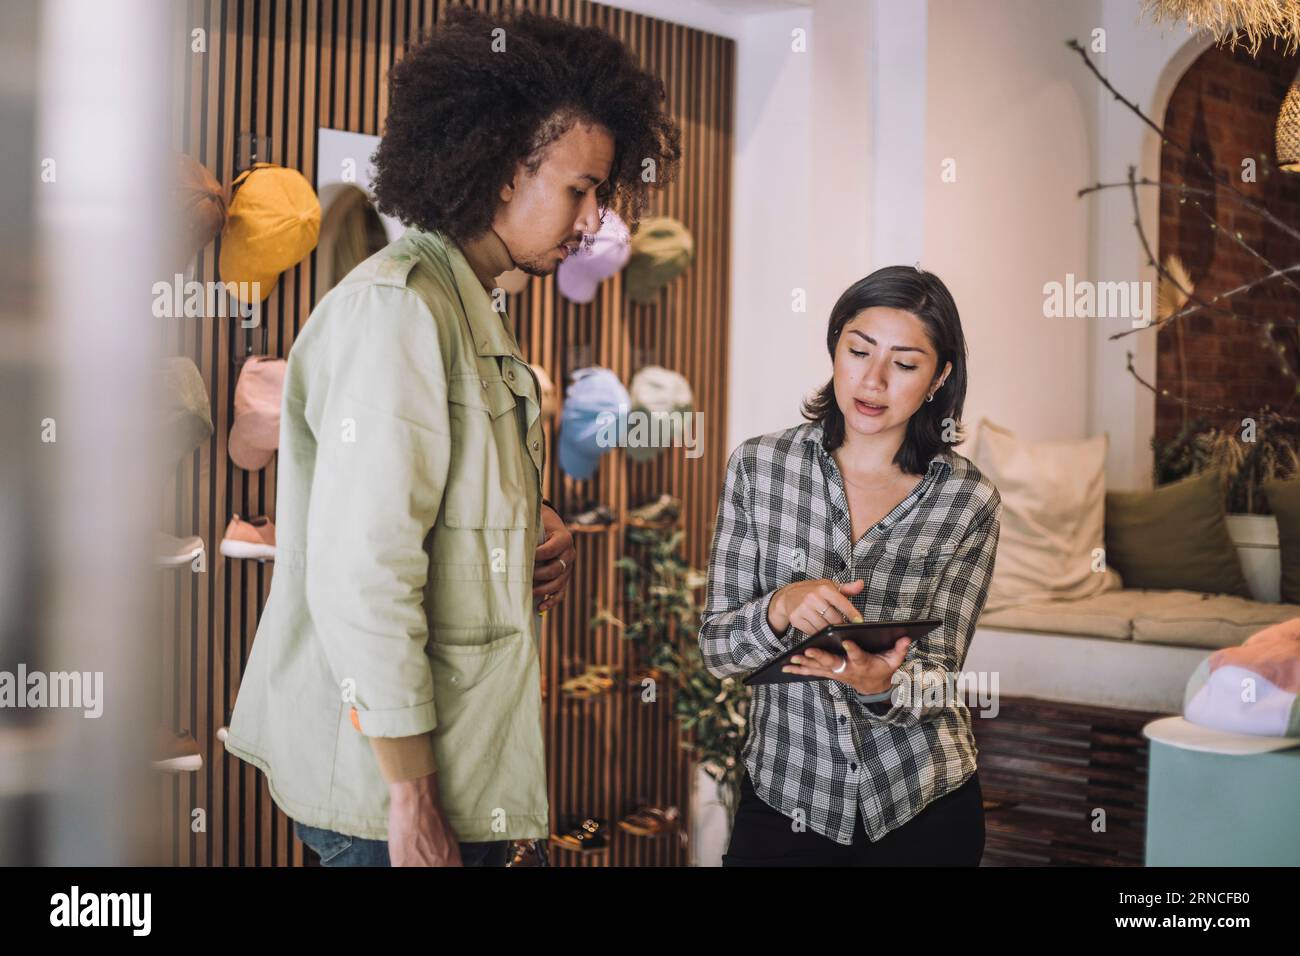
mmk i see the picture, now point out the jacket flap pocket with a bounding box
[448,374,516,419]
[427,627,524,691]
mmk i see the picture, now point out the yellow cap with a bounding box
[219,162,321,303]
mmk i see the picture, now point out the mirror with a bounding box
[314,128,404,300]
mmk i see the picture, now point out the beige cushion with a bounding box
[977,589,1138,640]
[979,587,1300,651]
[973,419,1123,612]
[1129,590,1300,650]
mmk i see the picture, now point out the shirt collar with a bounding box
[404,225,522,361]
[800,419,952,479]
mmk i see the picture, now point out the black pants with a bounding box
[722,770,985,866]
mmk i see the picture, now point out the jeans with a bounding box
[722,769,986,866]
[294,820,511,867]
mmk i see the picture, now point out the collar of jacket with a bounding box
[800,419,952,479]
[404,226,524,362]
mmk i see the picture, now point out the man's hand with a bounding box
[533,504,576,613]
[387,773,464,867]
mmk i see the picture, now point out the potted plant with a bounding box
[592,524,750,863]
[1152,413,1299,515]
[1152,414,1299,600]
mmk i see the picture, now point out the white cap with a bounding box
[1143,715,1300,755]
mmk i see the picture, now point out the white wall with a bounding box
[727,5,819,453]
[866,0,927,269]
[596,0,1221,867]
[592,0,741,39]
[922,0,1103,452]
[1090,1,1211,489]
[727,0,1131,465]
[604,0,1209,491]
[729,0,925,455]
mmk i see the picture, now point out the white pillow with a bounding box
[974,419,1122,613]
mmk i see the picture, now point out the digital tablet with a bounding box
[742,619,942,687]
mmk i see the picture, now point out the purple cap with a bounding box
[557,210,631,303]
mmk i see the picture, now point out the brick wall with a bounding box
[1156,43,1300,446]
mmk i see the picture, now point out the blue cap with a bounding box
[559,367,630,480]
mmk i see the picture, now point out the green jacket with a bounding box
[225,226,549,843]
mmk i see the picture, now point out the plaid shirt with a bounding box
[699,420,1001,845]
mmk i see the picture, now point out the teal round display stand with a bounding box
[1144,719,1300,866]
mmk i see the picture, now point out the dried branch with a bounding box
[1066,38,1300,246]
[1079,177,1300,300]
[1124,350,1300,426]
[1067,38,1300,429]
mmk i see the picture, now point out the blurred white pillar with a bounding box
[34,0,173,864]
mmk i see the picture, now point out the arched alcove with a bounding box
[1154,41,1300,445]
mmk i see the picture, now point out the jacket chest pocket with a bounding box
[444,373,530,529]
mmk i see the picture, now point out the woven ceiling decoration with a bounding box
[1278,64,1300,171]
[1140,0,1300,55]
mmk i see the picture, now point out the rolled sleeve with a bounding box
[699,444,791,679]
[859,499,1001,727]
[370,733,438,782]
[303,284,451,742]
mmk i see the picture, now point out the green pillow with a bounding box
[1105,470,1250,597]
[1263,477,1300,604]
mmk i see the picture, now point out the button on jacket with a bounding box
[226,226,549,843]
[699,421,1001,845]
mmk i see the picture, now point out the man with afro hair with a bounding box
[224,5,681,869]
[373,6,681,270]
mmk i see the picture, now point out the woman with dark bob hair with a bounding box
[700,265,1002,867]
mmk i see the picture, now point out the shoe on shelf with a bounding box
[549,818,610,854]
[152,727,202,773]
[627,665,665,687]
[156,532,205,568]
[564,501,616,531]
[219,514,276,561]
[617,805,680,838]
[506,838,551,867]
[627,493,680,527]
[560,664,617,701]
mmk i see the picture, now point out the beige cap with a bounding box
[229,356,286,471]
[530,363,559,421]
[494,268,530,294]
[627,365,694,462]
[173,153,227,269]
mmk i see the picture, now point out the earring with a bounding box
[925,392,934,403]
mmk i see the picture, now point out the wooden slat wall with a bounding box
[161,0,733,866]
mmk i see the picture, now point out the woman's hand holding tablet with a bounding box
[782,635,911,695]
[743,617,941,689]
